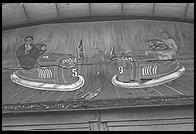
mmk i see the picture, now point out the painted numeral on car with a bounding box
[118,66,123,74]
[72,68,78,77]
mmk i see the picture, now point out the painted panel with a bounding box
[25,3,58,22]
[91,3,121,15]
[154,3,186,18]
[124,3,153,16]
[58,3,89,18]
[2,3,27,27]
[186,3,194,19]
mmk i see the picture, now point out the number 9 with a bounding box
[72,68,78,77]
[118,66,123,74]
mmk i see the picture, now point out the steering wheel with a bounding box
[37,44,47,55]
[147,39,168,51]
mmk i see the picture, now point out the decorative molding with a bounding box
[2,15,194,31]
[2,96,194,114]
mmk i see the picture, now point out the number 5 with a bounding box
[118,66,123,74]
[72,68,78,77]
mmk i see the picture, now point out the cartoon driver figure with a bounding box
[146,31,179,60]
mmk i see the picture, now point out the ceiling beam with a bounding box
[121,3,124,15]
[152,3,156,16]
[184,3,189,19]
[22,3,31,23]
[88,3,92,15]
[55,3,61,20]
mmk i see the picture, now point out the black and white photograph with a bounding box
[2,3,194,131]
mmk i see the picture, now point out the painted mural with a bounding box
[2,20,194,110]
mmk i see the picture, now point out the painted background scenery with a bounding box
[2,20,194,68]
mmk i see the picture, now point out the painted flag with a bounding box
[110,46,118,60]
[77,39,85,60]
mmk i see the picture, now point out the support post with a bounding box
[184,3,189,19]
[88,3,92,15]
[55,3,61,20]
[22,3,31,23]
[152,3,155,16]
[121,3,124,15]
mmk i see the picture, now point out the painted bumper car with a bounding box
[10,45,84,91]
[111,39,185,88]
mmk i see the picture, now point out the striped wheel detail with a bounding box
[149,66,152,75]
[37,68,53,79]
[152,65,158,75]
[142,65,158,76]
